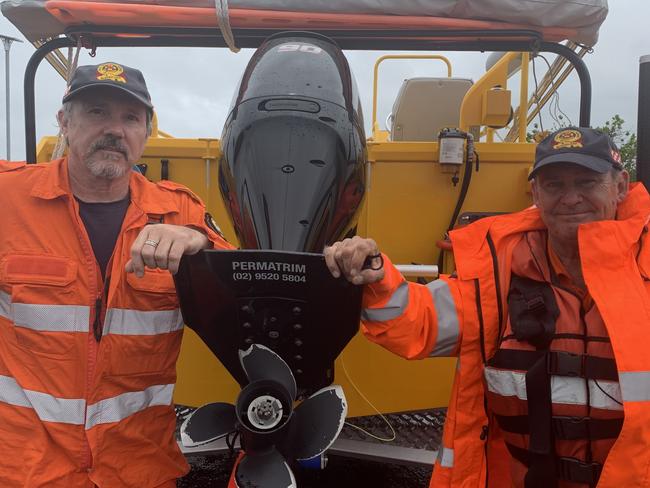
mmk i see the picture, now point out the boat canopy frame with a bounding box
[23,26,592,163]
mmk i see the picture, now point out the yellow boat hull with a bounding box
[37,135,534,416]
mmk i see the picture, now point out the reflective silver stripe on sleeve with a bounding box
[0,290,11,320]
[85,383,175,429]
[484,367,623,411]
[426,279,460,357]
[103,308,183,336]
[0,375,86,425]
[361,281,409,322]
[3,299,90,333]
[436,446,454,468]
[620,371,650,402]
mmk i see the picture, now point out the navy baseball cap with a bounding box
[62,62,153,111]
[528,127,623,180]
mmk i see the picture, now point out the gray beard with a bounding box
[81,136,130,180]
[85,158,129,180]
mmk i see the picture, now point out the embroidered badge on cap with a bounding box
[611,149,622,164]
[552,129,584,150]
[96,63,127,84]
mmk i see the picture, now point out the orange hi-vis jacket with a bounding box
[361,183,650,488]
[0,158,231,488]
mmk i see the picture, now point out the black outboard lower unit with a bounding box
[175,250,361,487]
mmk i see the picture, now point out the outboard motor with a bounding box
[219,32,366,251]
[176,33,365,487]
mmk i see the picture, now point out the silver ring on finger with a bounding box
[144,239,159,248]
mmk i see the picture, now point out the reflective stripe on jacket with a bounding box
[0,158,232,487]
[361,183,650,488]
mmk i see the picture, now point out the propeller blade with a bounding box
[239,344,297,400]
[180,402,237,447]
[283,385,347,461]
[235,448,296,488]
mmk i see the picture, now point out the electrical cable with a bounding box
[540,55,563,126]
[592,379,623,406]
[437,133,476,272]
[225,429,241,455]
[340,356,397,442]
[537,55,562,127]
[538,54,573,127]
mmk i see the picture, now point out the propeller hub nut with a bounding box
[247,395,284,430]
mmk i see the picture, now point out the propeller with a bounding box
[180,344,348,487]
[180,402,237,447]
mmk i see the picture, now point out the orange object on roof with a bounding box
[42,1,574,42]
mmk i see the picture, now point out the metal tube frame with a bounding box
[2,34,22,159]
[518,52,530,143]
[24,36,74,162]
[24,27,591,163]
[4,43,9,159]
[638,55,650,189]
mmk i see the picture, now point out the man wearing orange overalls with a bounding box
[0,63,231,487]
[325,127,650,487]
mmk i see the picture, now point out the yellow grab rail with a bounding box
[371,54,452,137]
[459,51,530,142]
[518,52,530,143]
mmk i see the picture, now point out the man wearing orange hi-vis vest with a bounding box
[0,63,232,487]
[325,127,650,488]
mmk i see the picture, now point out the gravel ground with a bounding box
[178,453,433,488]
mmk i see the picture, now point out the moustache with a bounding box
[88,138,128,158]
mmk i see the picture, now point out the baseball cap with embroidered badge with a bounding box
[528,127,623,180]
[62,62,153,111]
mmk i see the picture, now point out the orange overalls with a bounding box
[0,158,231,487]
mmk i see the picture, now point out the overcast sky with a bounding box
[0,1,648,160]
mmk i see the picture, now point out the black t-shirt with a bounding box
[76,195,130,279]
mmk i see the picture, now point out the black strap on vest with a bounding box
[507,443,602,487]
[496,415,623,440]
[488,349,619,381]
[525,354,557,488]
